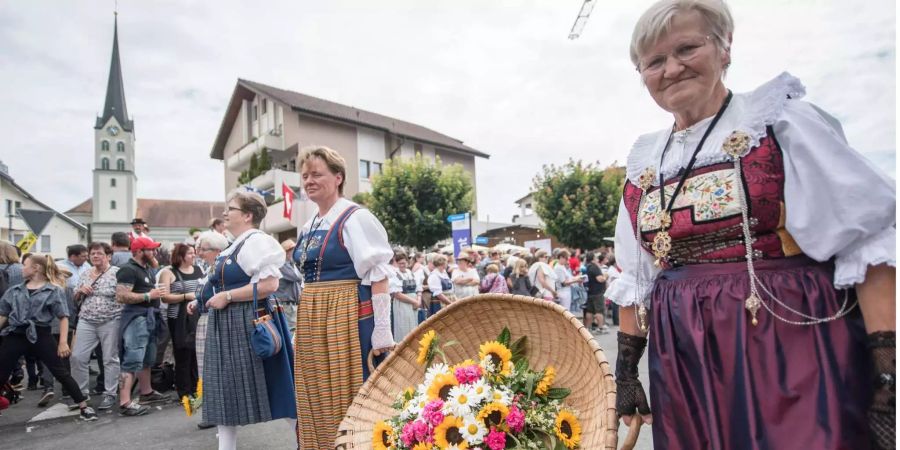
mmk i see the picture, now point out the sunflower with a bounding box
[412,443,433,450]
[478,341,512,376]
[372,420,394,450]
[535,365,556,396]
[434,416,469,449]
[427,373,459,401]
[555,410,582,449]
[181,395,192,417]
[417,330,438,365]
[450,359,476,371]
[477,402,510,429]
[196,378,203,399]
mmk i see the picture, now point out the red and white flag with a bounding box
[282,182,296,219]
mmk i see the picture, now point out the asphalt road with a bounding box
[0,319,653,449]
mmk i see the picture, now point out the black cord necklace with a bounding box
[298,215,325,268]
[650,90,734,267]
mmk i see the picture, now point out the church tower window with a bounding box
[101,157,110,170]
[102,140,109,151]
[110,178,117,187]
[110,200,117,210]
[117,142,125,152]
[116,159,125,171]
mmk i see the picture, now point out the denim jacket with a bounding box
[0,282,68,343]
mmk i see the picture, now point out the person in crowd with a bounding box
[427,254,454,315]
[389,251,419,342]
[158,244,202,400]
[197,190,295,450]
[58,245,90,293]
[480,263,508,294]
[0,253,97,421]
[0,242,23,296]
[478,249,502,278]
[291,146,393,448]
[275,239,302,338]
[415,253,435,323]
[553,250,582,311]
[110,232,133,268]
[610,1,895,448]
[528,250,557,301]
[208,218,226,236]
[604,255,621,327]
[410,252,425,275]
[130,218,151,241]
[115,236,169,417]
[69,242,121,411]
[507,259,534,296]
[186,230,228,430]
[451,249,480,300]
[584,252,608,334]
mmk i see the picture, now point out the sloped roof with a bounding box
[94,16,133,131]
[1,171,87,232]
[66,198,226,229]
[210,79,489,160]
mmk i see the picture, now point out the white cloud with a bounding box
[0,0,894,223]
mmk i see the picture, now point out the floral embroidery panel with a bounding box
[638,168,741,232]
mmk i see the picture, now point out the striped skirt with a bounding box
[203,301,271,426]
[295,280,364,449]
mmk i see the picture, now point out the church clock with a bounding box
[107,126,119,136]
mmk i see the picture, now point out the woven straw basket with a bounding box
[335,293,620,449]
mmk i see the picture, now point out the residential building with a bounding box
[0,162,88,259]
[209,79,489,240]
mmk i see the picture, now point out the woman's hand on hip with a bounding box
[205,292,229,310]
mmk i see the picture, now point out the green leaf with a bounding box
[547,387,571,400]
[497,327,511,346]
[510,335,528,363]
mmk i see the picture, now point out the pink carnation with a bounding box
[485,430,507,450]
[401,422,417,447]
[423,400,445,427]
[402,419,433,445]
[506,405,525,433]
[454,364,484,384]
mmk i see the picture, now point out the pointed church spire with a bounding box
[96,13,133,131]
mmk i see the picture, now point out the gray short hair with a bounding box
[227,189,268,228]
[197,230,229,251]
[630,0,734,68]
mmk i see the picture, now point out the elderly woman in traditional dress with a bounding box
[292,146,394,448]
[608,1,895,449]
[199,190,295,450]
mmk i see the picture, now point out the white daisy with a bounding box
[468,378,490,404]
[479,355,496,373]
[488,386,513,406]
[401,393,426,421]
[445,384,477,417]
[422,362,451,394]
[459,415,488,445]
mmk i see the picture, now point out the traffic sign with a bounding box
[18,209,55,236]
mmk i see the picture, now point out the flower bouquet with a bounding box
[373,327,582,450]
[181,378,203,417]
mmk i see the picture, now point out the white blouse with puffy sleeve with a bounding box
[608,72,896,307]
[220,229,286,284]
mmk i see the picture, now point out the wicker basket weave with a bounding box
[335,293,619,449]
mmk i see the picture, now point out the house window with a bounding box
[372,162,383,176]
[359,159,370,180]
[117,159,125,171]
[110,178,116,187]
[101,140,109,151]
[5,200,11,216]
[261,99,267,114]
[117,142,125,152]
[110,200,117,210]
[12,233,24,244]
[40,235,51,253]
[14,201,20,215]
[101,158,110,170]
[253,105,258,121]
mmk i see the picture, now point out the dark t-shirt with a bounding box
[586,263,605,297]
[116,258,158,308]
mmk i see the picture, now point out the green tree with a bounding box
[531,160,625,250]
[368,154,473,248]
[352,192,373,207]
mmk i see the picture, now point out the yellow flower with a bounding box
[181,395,192,417]
[412,443,433,450]
[417,330,437,365]
[427,373,459,401]
[372,420,394,450]
[434,415,469,449]
[477,402,509,429]
[478,341,512,376]
[555,410,582,449]
[196,378,203,399]
[535,365,556,396]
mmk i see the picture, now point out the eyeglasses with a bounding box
[197,247,215,253]
[638,35,712,75]
[224,206,244,214]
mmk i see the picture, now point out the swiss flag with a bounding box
[282,182,296,219]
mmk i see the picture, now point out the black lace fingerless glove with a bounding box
[615,331,651,418]
[867,331,895,450]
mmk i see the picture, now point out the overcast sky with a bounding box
[0,0,894,223]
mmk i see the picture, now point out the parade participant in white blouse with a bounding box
[451,249,480,300]
[609,1,895,448]
[292,146,394,449]
[426,254,454,316]
[389,251,420,341]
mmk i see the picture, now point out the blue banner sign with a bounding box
[450,212,471,258]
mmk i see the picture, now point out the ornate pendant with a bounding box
[638,305,649,332]
[722,130,751,158]
[745,293,762,326]
[651,230,672,267]
[638,167,656,191]
[659,211,672,229]
[298,247,307,268]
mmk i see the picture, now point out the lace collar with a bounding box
[625,72,806,186]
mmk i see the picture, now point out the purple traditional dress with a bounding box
[608,73,896,450]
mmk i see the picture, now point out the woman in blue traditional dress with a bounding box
[292,146,394,448]
[609,1,895,449]
[198,190,296,450]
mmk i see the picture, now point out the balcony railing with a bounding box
[225,132,287,172]
[249,168,301,192]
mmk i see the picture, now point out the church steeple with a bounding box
[95,14,133,131]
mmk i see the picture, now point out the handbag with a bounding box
[250,283,284,359]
